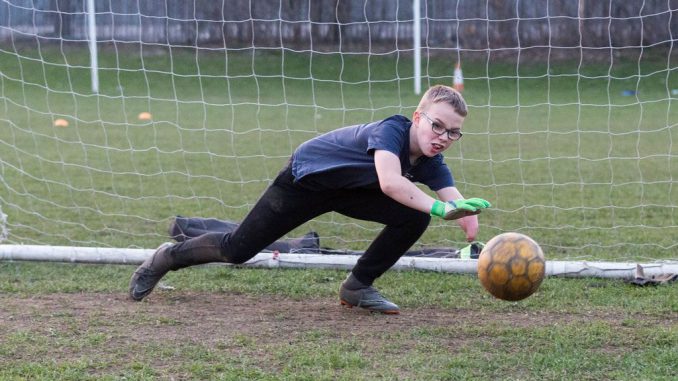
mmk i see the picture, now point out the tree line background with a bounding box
[1,0,676,55]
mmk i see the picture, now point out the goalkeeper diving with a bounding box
[129,84,491,314]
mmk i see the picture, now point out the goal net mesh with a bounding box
[0,0,676,262]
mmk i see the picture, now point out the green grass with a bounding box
[0,262,676,380]
[1,44,676,380]
[2,261,676,314]
[1,44,677,260]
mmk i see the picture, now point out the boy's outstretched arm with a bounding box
[374,150,489,242]
[373,150,439,213]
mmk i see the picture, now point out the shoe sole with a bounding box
[128,242,174,301]
[340,299,400,315]
[128,269,156,301]
[128,272,154,301]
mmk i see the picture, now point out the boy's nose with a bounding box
[437,133,451,142]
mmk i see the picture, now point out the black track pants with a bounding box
[175,165,431,286]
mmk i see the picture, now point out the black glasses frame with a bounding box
[420,112,463,141]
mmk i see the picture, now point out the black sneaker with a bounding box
[129,243,174,301]
[339,284,400,314]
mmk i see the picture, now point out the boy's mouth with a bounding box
[431,142,446,152]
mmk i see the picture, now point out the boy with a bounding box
[129,85,490,314]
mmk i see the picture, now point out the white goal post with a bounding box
[2,245,677,279]
[0,1,677,278]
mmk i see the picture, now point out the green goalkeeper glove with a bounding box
[430,198,491,220]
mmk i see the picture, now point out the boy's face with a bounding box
[412,102,465,157]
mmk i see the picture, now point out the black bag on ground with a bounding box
[169,216,321,254]
[168,216,463,258]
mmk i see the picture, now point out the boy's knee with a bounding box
[415,211,432,226]
[224,252,251,265]
[405,210,431,230]
[219,233,259,264]
[219,244,248,264]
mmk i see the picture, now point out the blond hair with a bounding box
[416,85,468,117]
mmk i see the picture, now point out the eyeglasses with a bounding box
[420,112,463,141]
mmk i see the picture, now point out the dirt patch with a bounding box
[2,290,676,378]
[2,291,672,347]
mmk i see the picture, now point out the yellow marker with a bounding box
[138,112,152,121]
[53,118,69,127]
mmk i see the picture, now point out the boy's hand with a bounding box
[430,198,491,220]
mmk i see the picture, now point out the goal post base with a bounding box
[1,245,676,279]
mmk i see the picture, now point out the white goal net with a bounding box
[0,0,676,270]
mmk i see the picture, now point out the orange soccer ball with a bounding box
[477,232,546,301]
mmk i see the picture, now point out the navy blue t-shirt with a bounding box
[291,115,454,191]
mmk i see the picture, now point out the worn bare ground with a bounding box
[0,291,676,379]
[2,291,674,345]
[1,290,675,379]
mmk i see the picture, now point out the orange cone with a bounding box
[453,62,464,92]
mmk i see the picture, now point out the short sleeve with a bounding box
[366,116,410,157]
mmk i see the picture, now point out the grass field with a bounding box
[0,261,676,380]
[1,44,677,260]
[0,44,677,380]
